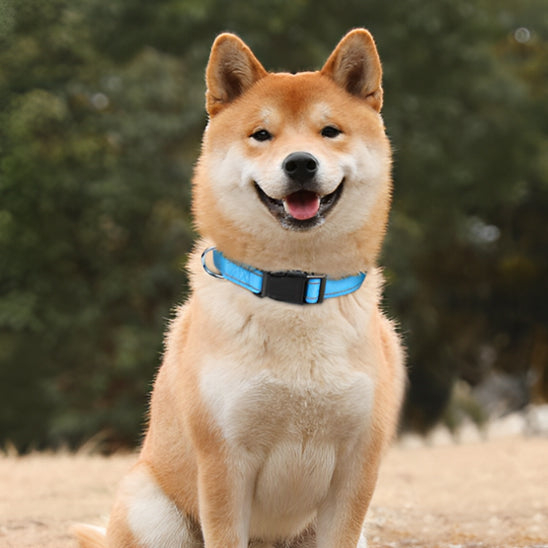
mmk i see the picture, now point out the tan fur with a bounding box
[75,29,405,548]
[72,524,109,548]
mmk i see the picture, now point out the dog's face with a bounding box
[193,30,392,274]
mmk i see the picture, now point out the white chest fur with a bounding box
[201,366,374,450]
[197,278,378,538]
[200,362,374,538]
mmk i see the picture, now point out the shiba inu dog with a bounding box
[75,28,405,548]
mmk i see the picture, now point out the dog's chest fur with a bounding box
[196,273,379,533]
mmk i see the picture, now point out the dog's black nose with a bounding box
[283,152,318,183]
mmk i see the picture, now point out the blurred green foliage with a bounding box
[0,0,546,451]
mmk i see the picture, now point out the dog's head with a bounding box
[193,30,392,275]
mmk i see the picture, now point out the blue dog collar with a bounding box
[201,247,366,305]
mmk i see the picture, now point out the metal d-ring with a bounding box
[201,247,224,279]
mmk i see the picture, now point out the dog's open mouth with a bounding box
[255,181,344,230]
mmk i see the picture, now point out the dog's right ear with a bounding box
[206,33,267,116]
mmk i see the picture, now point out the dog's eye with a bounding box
[321,126,342,138]
[250,129,272,142]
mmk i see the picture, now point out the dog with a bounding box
[75,28,405,548]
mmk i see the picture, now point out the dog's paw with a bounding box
[357,529,368,548]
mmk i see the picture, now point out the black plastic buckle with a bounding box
[260,271,326,305]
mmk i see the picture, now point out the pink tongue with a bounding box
[284,191,320,220]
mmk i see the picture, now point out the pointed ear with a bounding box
[205,33,268,116]
[321,29,383,112]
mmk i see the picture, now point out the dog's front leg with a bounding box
[314,449,379,548]
[197,452,254,548]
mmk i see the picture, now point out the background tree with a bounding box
[0,0,546,450]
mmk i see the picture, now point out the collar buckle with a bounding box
[261,271,326,305]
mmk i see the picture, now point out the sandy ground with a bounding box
[0,437,546,548]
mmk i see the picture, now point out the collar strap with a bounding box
[201,247,366,305]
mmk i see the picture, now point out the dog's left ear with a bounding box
[321,29,383,112]
[206,33,268,116]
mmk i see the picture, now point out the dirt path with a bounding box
[0,437,546,547]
